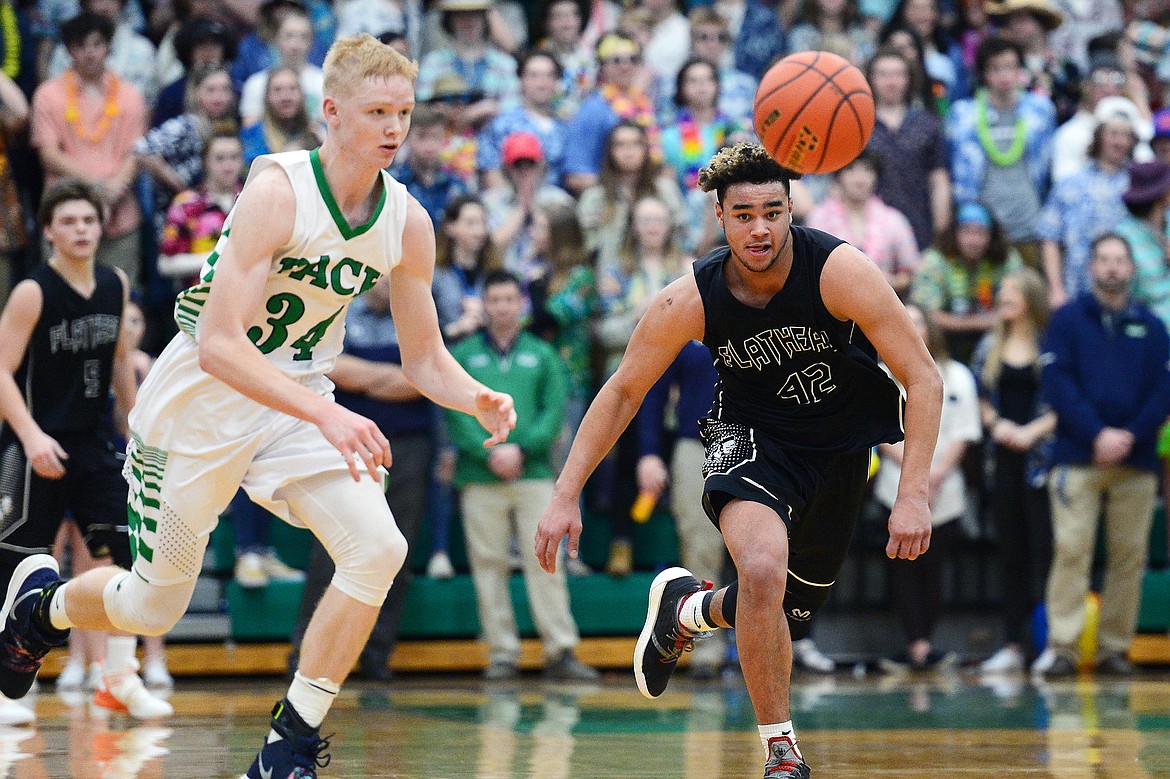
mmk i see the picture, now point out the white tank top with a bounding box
[174,149,408,376]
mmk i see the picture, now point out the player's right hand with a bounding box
[534,491,582,575]
[886,494,931,560]
[317,403,391,483]
[24,432,68,480]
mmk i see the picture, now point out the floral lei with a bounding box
[677,109,731,189]
[600,82,660,155]
[64,69,121,144]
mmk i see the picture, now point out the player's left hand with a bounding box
[886,494,931,560]
[475,388,516,447]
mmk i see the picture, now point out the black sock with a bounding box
[32,583,69,641]
[721,581,738,628]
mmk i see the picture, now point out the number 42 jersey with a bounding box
[173,148,408,377]
[695,225,905,455]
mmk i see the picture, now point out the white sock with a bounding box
[272,671,339,741]
[49,584,73,631]
[759,721,802,760]
[104,635,138,674]
[677,590,716,633]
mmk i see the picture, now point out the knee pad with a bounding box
[103,571,197,636]
[330,523,408,607]
[783,571,834,641]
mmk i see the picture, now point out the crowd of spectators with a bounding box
[3,0,1170,679]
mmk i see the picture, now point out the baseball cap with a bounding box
[956,202,993,227]
[1094,96,1153,142]
[502,132,544,165]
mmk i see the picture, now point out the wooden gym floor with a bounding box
[2,660,1169,777]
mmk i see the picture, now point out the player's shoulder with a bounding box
[2,277,45,321]
[644,267,704,332]
[235,158,298,223]
[241,158,297,203]
[101,264,130,297]
[402,193,434,235]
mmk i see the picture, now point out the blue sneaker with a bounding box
[242,699,332,779]
[0,555,68,700]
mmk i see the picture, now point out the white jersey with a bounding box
[173,149,408,376]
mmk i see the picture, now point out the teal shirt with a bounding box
[1118,214,1170,333]
[447,330,569,486]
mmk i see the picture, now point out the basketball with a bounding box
[753,51,875,175]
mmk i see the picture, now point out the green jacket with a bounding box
[447,329,569,486]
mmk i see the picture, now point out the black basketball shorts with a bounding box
[0,431,131,576]
[698,417,870,586]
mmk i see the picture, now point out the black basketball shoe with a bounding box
[633,566,713,699]
[763,734,811,778]
[242,698,332,779]
[0,554,69,700]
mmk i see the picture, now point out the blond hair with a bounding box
[323,34,419,99]
[979,267,1050,390]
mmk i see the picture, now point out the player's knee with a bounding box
[103,572,193,636]
[783,575,832,640]
[332,525,408,606]
[736,548,787,594]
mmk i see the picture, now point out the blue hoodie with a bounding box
[1042,293,1170,472]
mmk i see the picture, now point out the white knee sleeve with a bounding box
[103,571,197,636]
[331,523,408,607]
[280,473,409,608]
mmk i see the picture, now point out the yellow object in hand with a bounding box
[631,490,658,523]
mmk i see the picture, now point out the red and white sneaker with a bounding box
[93,661,174,719]
[763,735,810,779]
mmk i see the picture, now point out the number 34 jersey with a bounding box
[173,148,408,377]
[695,225,905,455]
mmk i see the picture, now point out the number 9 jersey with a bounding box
[173,148,408,377]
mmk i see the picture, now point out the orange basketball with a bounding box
[753,51,875,175]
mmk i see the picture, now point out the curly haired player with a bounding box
[535,142,941,778]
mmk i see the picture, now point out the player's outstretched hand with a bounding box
[475,387,516,447]
[24,431,68,480]
[317,403,392,482]
[886,495,931,560]
[534,492,582,575]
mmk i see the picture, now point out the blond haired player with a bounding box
[0,35,515,778]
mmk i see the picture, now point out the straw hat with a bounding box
[983,0,1063,31]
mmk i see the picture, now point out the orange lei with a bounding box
[63,70,121,144]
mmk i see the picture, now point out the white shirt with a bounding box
[1052,107,1154,183]
[240,66,325,127]
[873,359,981,524]
[643,13,690,84]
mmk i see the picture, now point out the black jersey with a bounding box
[12,264,123,436]
[695,225,905,454]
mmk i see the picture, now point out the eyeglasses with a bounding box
[693,32,730,43]
[605,55,640,65]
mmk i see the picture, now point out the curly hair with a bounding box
[697,142,799,204]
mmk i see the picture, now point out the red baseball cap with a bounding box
[502,132,544,165]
